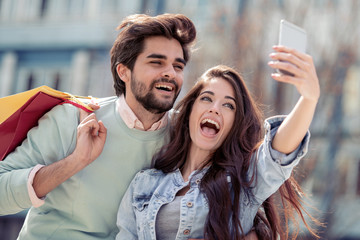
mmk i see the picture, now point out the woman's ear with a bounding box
[116,63,130,83]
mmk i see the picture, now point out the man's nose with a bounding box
[161,65,176,79]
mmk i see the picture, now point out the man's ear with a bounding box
[116,63,131,83]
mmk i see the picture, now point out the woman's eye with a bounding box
[200,96,212,102]
[224,103,235,110]
[150,61,161,65]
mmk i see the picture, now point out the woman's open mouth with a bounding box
[200,118,220,136]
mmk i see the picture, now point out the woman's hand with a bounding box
[268,45,320,154]
[268,45,320,102]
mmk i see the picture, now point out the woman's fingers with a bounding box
[268,45,320,101]
[268,60,304,78]
[272,45,309,61]
[268,45,314,79]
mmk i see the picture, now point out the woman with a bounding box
[116,46,321,240]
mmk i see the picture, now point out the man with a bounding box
[0,13,196,239]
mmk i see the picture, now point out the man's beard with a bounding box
[131,75,180,114]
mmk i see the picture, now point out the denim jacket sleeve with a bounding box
[251,115,310,202]
[116,172,140,240]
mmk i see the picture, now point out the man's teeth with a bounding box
[201,119,220,130]
[155,84,173,91]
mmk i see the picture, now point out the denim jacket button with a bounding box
[183,229,190,235]
[195,179,201,184]
[186,202,193,208]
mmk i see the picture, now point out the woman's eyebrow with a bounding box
[225,96,236,102]
[200,91,214,96]
[200,91,235,102]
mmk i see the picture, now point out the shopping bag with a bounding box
[0,86,94,161]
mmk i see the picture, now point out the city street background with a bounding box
[1,0,360,239]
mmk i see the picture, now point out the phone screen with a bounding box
[277,20,307,75]
[279,20,307,53]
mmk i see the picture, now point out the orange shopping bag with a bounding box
[0,86,93,161]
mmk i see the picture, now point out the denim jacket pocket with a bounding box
[132,195,151,212]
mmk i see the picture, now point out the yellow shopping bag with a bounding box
[0,86,94,160]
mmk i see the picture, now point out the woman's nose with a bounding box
[209,105,219,115]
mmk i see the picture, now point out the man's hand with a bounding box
[72,113,107,169]
[74,101,106,168]
[33,103,106,198]
[79,101,100,122]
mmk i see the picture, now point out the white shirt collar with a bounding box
[117,95,168,131]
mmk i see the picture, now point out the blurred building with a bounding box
[1,0,360,240]
[0,0,143,98]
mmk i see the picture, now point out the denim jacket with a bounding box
[116,116,310,240]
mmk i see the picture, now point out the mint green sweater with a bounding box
[0,97,169,239]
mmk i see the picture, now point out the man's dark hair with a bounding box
[110,13,197,96]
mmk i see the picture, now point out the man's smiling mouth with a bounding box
[155,84,173,92]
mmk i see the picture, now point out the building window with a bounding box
[27,72,34,90]
[14,67,68,94]
[155,0,165,14]
[39,0,48,18]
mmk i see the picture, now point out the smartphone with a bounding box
[277,19,307,76]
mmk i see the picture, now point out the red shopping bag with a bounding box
[0,86,93,161]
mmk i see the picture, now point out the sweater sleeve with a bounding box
[0,104,79,215]
[251,115,310,202]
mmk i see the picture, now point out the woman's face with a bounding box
[189,77,236,154]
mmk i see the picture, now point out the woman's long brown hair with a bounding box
[153,65,321,239]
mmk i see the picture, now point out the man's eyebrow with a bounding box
[147,54,166,60]
[175,57,186,66]
[146,54,186,66]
